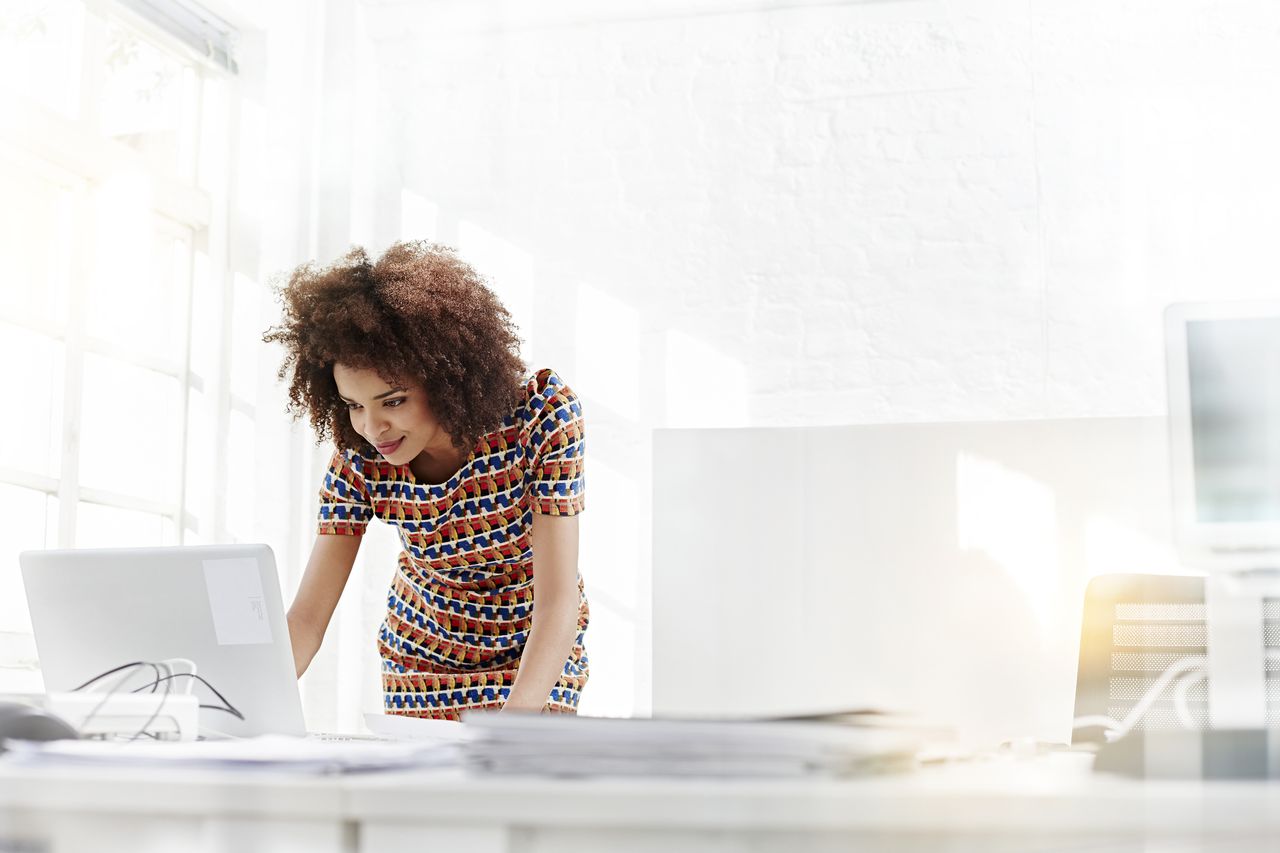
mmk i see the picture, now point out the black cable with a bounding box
[128,662,172,741]
[71,660,249,737]
[128,673,246,721]
[71,661,161,693]
[75,662,161,735]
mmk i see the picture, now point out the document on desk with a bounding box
[1,734,459,775]
[362,711,469,743]
[462,714,921,779]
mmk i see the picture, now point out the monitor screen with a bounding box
[1187,317,1280,524]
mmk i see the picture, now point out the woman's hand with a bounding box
[503,514,581,712]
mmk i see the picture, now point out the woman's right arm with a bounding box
[286,533,363,678]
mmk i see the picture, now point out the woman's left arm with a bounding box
[504,513,582,712]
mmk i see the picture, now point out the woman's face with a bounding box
[332,363,454,464]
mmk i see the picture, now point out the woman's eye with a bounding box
[346,403,361,411]
[385,398,406,408]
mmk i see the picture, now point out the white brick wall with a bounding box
[346,0,1280,717]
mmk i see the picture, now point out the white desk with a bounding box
[4,754,1280,853]
[0,763,349,853]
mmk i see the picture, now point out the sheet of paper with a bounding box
[362,712,469,743]
[202,558,272,646]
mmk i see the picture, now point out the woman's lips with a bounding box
[375,437,404,455]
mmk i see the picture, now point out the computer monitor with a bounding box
[19,544,306,738]
[1165,300,1280,731]
[1164,300,1280,571]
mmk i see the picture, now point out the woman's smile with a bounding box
[374,437,405,455]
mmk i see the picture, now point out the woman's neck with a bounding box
[409,443,470,484]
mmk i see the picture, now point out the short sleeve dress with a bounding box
[315,368,589,719]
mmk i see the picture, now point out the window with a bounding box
[0,0,238,689]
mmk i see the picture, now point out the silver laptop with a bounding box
[19,544,306,739]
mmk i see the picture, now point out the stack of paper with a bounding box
[462,713,920,778]
[2,734,458,775]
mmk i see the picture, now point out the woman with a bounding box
[265,241,588,718]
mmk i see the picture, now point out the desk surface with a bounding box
[4,753,1280,824]
[4,753,1280,853]
[0,762,343,818]
[351,756,1280,833]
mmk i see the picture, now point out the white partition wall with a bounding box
[652,417,1188,746]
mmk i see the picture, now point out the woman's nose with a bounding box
[362,409,388,437]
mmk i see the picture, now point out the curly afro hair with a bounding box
[264,241,526,455]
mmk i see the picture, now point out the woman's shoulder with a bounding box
[518,368,578,409]
[512,368,581,433]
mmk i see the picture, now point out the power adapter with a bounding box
[46,691,199,741]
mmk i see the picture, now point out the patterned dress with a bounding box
[317,368,589,719]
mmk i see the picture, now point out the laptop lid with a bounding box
[19,544,305,738]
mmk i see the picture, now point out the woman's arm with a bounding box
[286,533,363,678]
[503,513,582,712]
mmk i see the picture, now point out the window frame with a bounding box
[0,2,232,561]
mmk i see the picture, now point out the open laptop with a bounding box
[19,544,306,739]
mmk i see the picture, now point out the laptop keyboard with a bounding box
[307,731,395,743]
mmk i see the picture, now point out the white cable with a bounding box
[159,658,198,695]
[1172,666,1206,731]
[1074,648,1280,742]
[1071,654,1207,742]
[1106,654,1206,742]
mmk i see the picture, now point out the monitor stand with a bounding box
[1205,570,1278,730]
